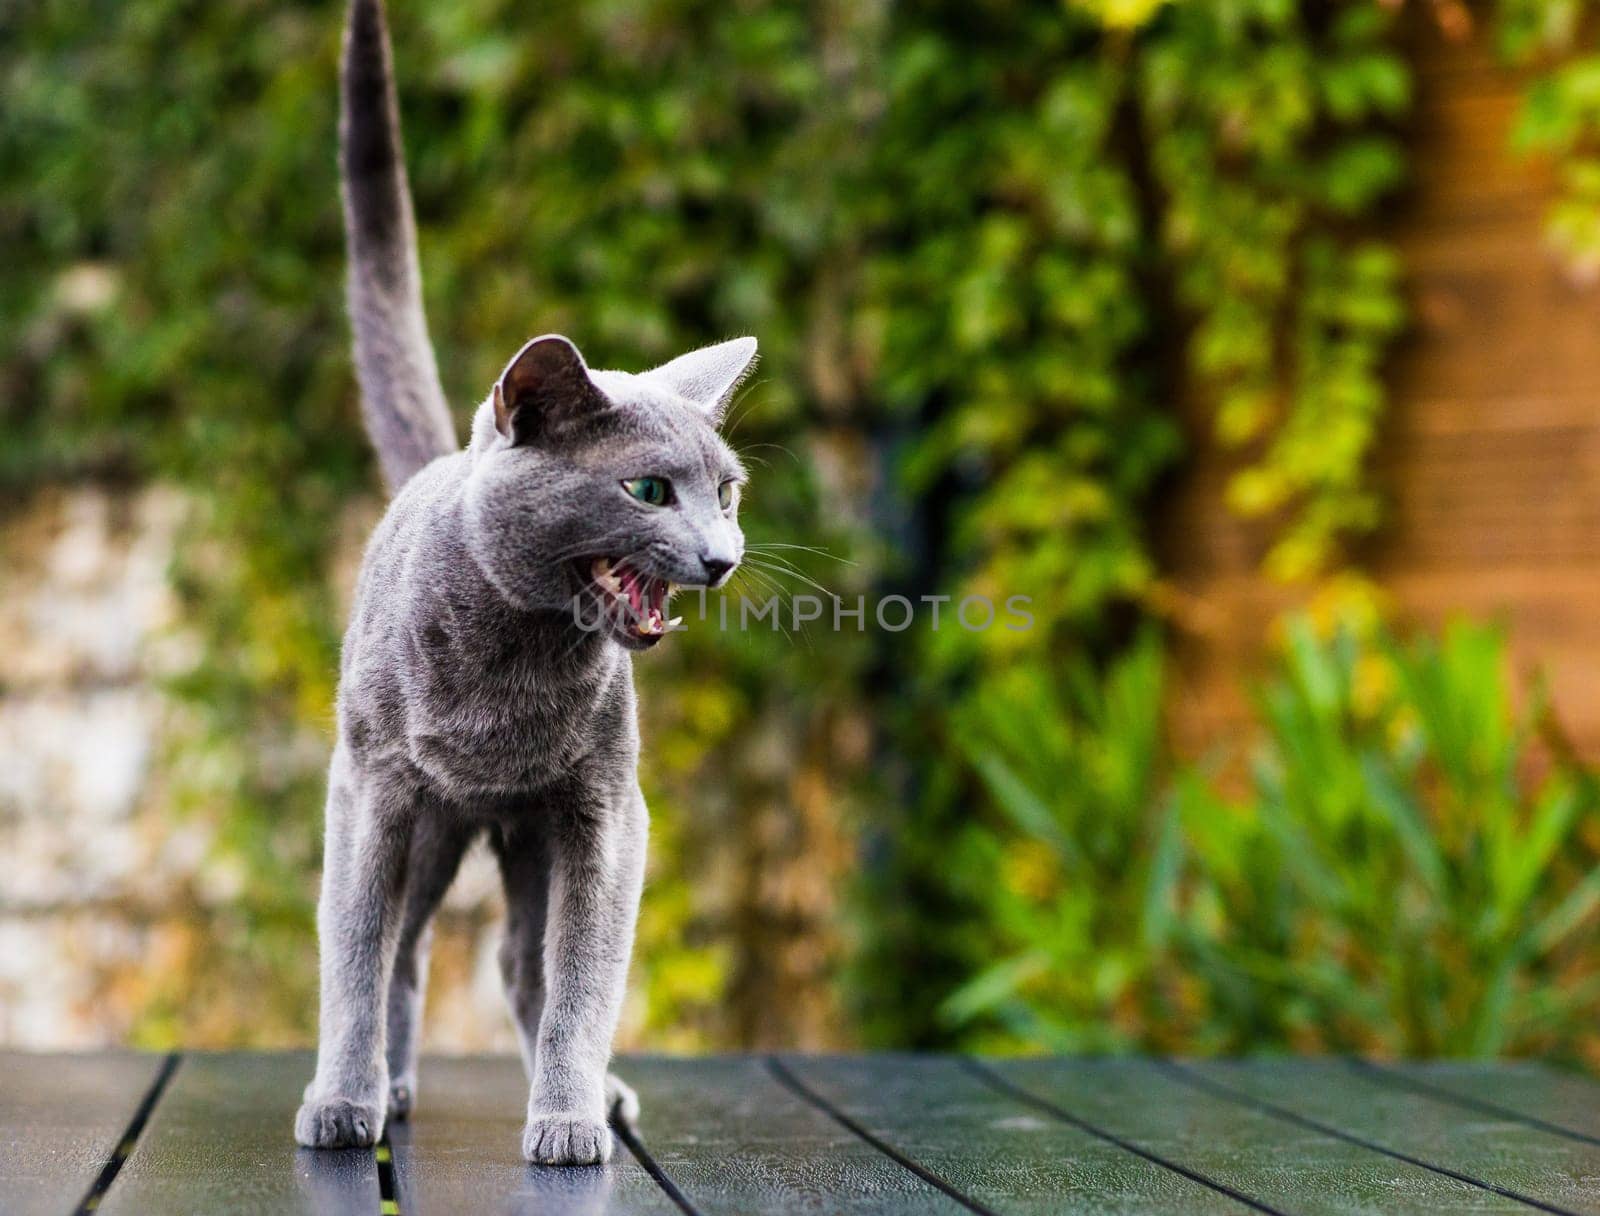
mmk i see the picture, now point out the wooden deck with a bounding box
[6,1054,1600,1214]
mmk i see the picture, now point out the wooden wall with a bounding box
[1159,22,1600,760]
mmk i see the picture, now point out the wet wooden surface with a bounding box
[5,1053,1600,1214]
[95,1052,376,1216]
[0,1051,167,1216]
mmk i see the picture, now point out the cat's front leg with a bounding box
[295,759,416,1149]
[385,814,475,1120]
[521,784,647,1165]
[494,826,641,1138]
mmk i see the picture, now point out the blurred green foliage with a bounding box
[952,616,1600,1061]
[1139,0,1409,580]
[1502,0,1600,276]
[3,0,1597,1053]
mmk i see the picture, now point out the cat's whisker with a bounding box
[733,566,801,616]
[737,578,830,649]
[728,568,796,645]
[742,555,837,600]
[733,565,790,606]
[546,539,641,566]
[734,563,833,651]
[745,547,835,578]
[745,542,855,566]
[735,441,802,467]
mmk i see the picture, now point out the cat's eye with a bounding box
[718,480,740,511]
[623,476,673,506]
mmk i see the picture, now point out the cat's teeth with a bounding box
[591,558,623,595]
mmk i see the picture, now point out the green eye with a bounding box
[623,476,671,506]
[718,480,740,511]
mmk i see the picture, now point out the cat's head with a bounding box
[464,333,755,650]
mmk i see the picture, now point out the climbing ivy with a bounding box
[1502,0,1600,275]
[841,2,1177,1043]
[1138,0,1409,580]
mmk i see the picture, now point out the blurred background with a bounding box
[5,0,1600,1065]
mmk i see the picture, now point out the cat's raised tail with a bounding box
[340,0,458,494]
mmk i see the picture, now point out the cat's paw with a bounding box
[605,1073,639,1128]
[294,1097,383,1149]
[387,1078,416,1121]
[522,1113,612,1166]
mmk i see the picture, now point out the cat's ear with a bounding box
[493,334,607,445]
[643,336,758,427]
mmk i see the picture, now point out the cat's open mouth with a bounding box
[581,557,681,647]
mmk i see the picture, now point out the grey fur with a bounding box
[297,0,756,1165]
[340,0,456,493]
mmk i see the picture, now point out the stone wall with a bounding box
[0,483,520,1051]
[0,485,186,1044]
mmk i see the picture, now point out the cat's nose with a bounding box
[700,555,735,585]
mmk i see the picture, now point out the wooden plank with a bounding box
[1383,393,1600,437]
[387,1055,680,1216]
[987,1057,1532,1215]
[1362,1061,1600,1145]
[625,1055,972,1215]
[783,1055,1257,1214]
[98,1051,378,1216]
[1181,1059,1600,1215]
[0,1050,168,1216]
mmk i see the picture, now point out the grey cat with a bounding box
[294,0,754,1165]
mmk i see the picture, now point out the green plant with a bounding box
[940,633,1181,1051]
[951,616,1600,1060]
[1183,616,1600,1057]
[844,0,1181,1047]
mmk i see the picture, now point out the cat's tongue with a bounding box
[618,564,644,615]
[617,564,669,636]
